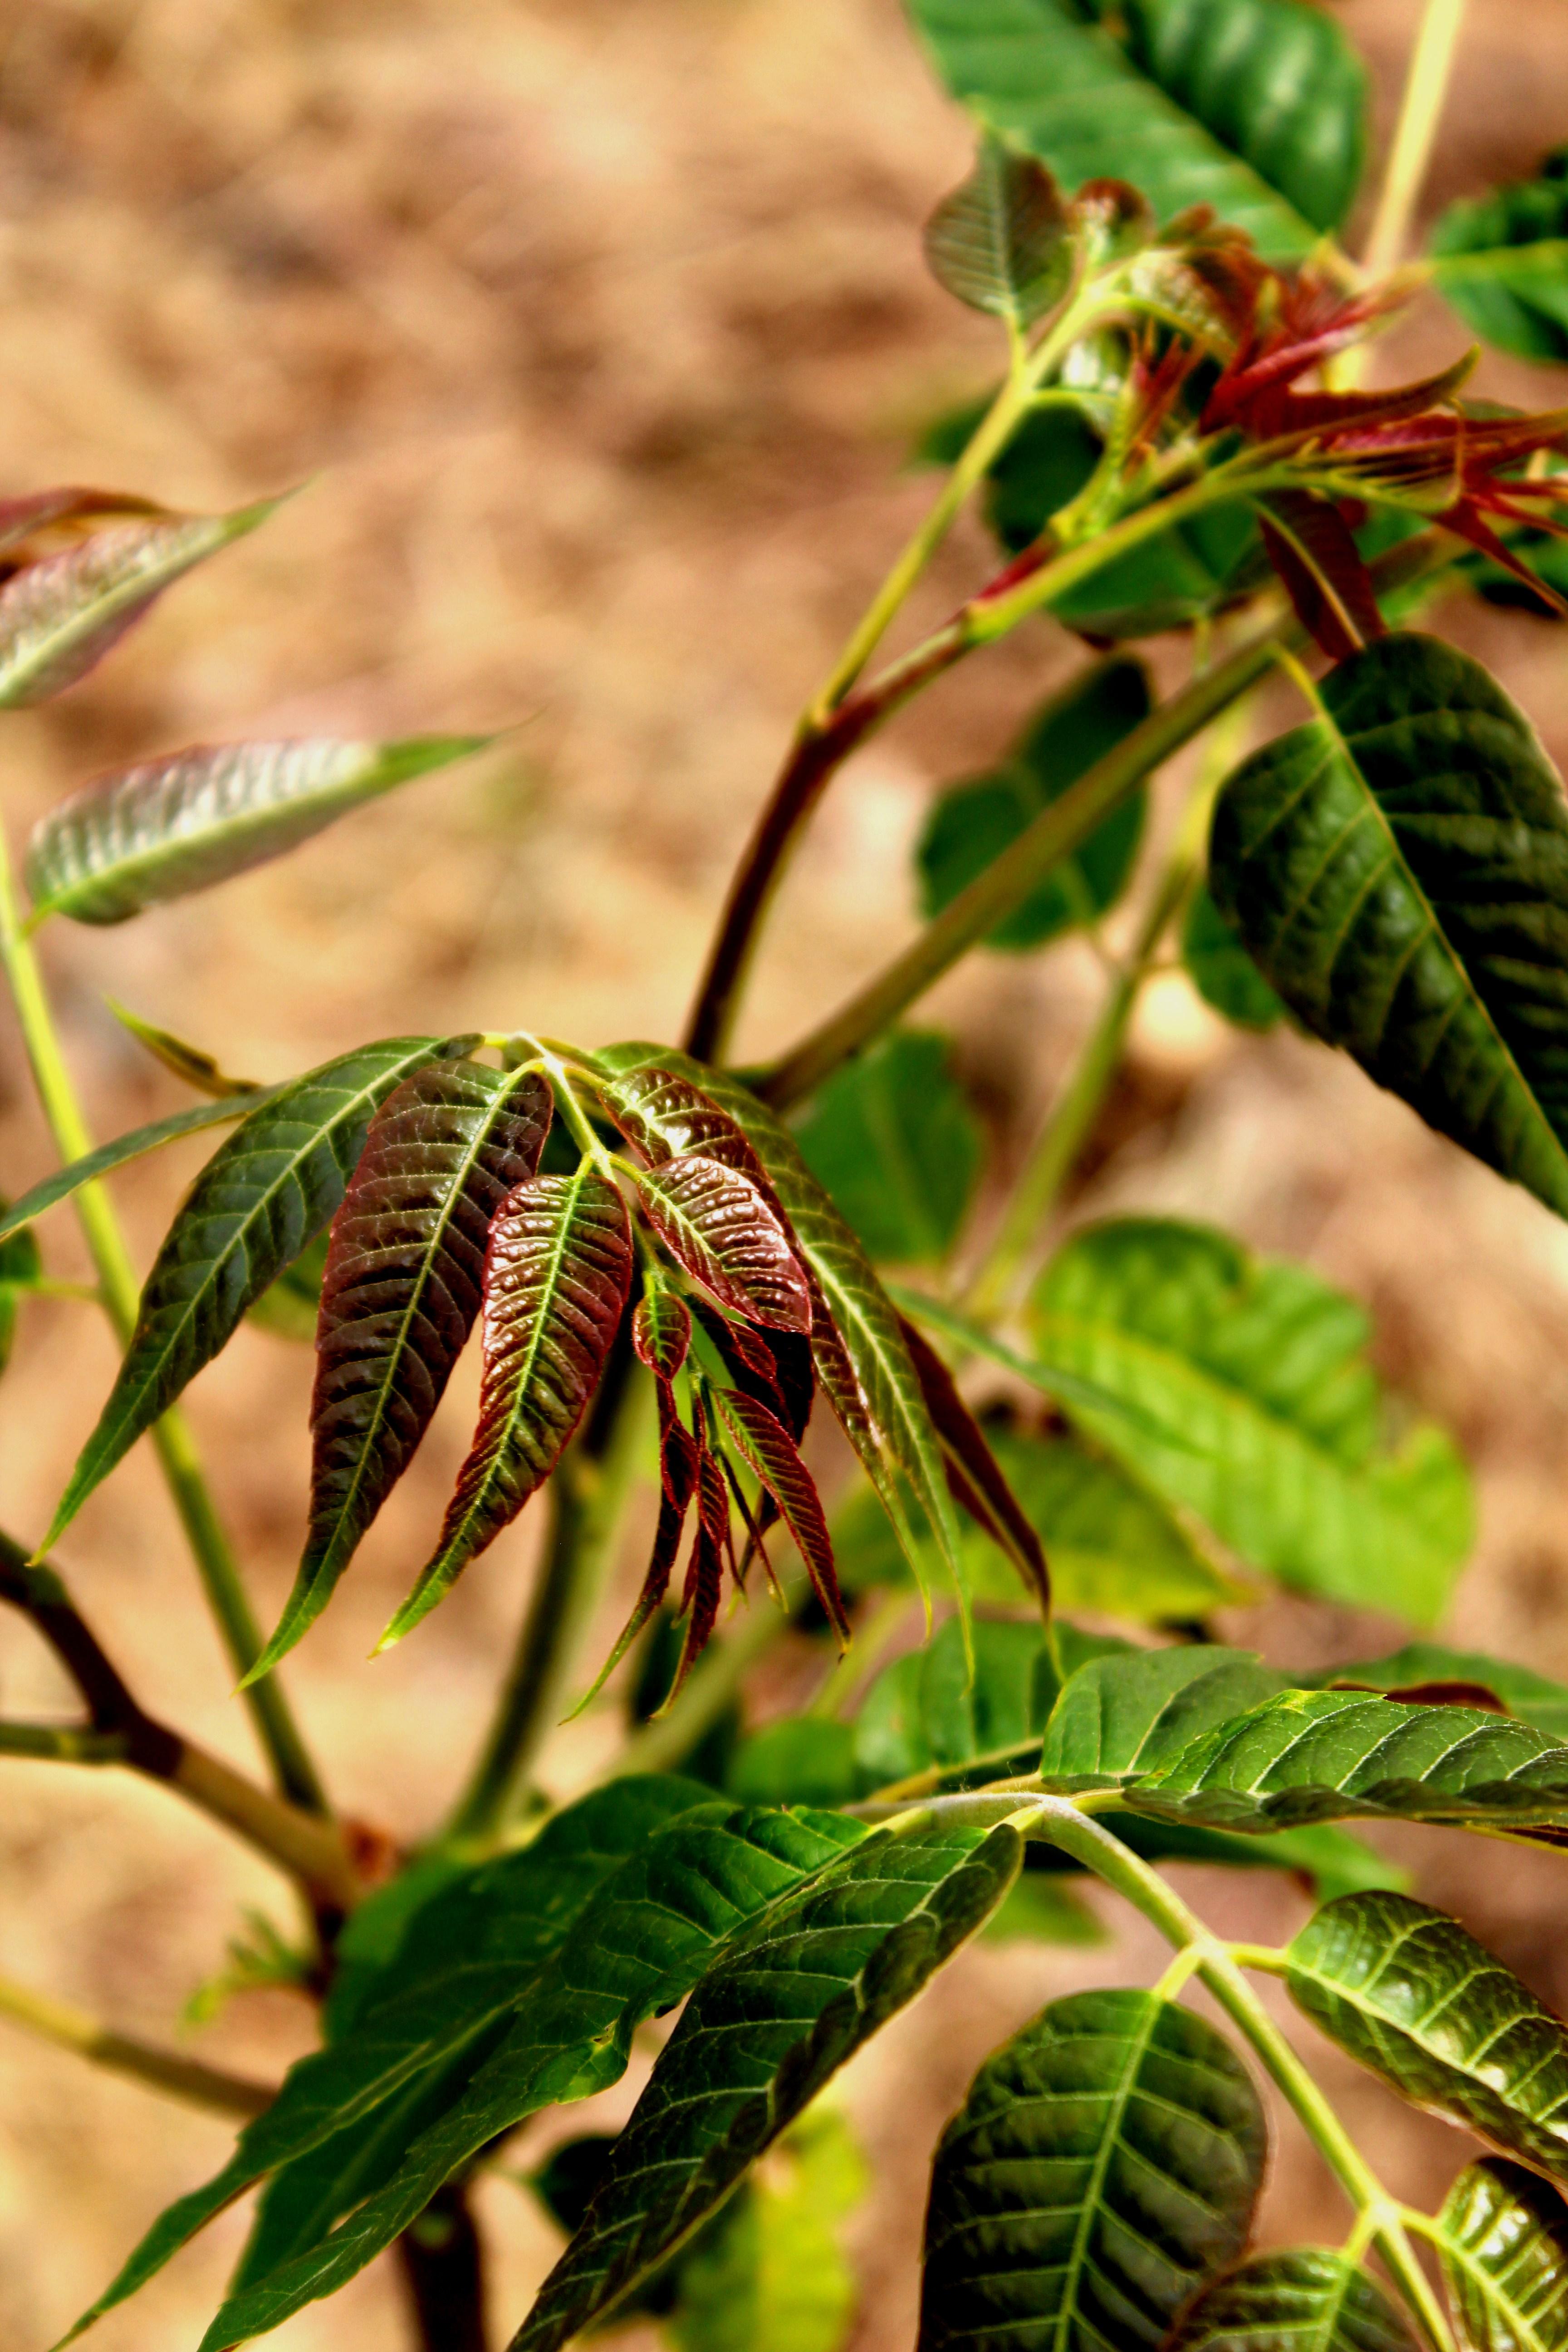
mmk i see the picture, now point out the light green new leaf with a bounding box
[1436,2158,1568,2352]
[791,1031,981,1267]
[924,133,1071,327]
[1430,151,1568,363]
[1303,1645,1568,1742]
[510,1816,1022,2352]
[0,1210,43,1374]
[42,1036,468,1556]
[1287,1893,1568,2183]
[855,1616,1051,1791]
[668,2105,867,2352]
[1029,1216,1473,1623]
[26,735,490,925]
[907,0,1366,258]
[1182,882,1286,1032]
[0,494,279,709]
[1210,634,1568,1225]
[0,1090,286,1249]
[246,1232,328,1343]
[1166,2249,1417,2352]
[917,1988,1265,2352]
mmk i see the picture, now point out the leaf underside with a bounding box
[924,132,1070,326]
[632,1152,812,1332]
[1166,2248,1417,2352]
[1437,2158,1568,2352]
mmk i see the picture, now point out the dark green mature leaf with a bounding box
[1210,634,1568,1223]
[0,1090,288,1249]
[41,1037,466,1556]
[1437,2159,1568,2352]
[1166,2248,1417,2352]
[1038,1643,1284,1789]
[917,661,1151,955]
[0,493,279,708]
[632,1153,812,1330]
[510,1815,1023,2352]
[917,1988,1265,2352]
[593,1047,962,1599]
[1183,882,1286,1032]
[1430,152,1568,363]
[1128,1688,1568,1831]
[67,1783,863,2349]
[25,735,490,925]
[382,1161,632,1646]
[1286,1893,1568,2181]
[907,0,1364,256]
[1029,1217,1473,1623]
[254,1060,554,1674]
[792,1031,980,1265]
[925,133,1070,327]
[1305,1646,1568,1741]
[0,1210,42,1375]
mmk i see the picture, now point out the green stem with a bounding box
[0,1969,274,2118]
[1361,0,1470,283]
[0,829,327,1815]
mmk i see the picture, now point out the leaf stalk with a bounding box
[1361,0,1470,284]
[0,1968,274,2119]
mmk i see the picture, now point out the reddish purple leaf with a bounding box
[379,1164,632,1647]
[669,1448,732,1701]
[633,1153,812,1334]
[710,1386,848,1643]
[898,1313,1050,1615]
[633,1287,691,1383]
[1257,491,1386,663]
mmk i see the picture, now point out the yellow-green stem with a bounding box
[0,1969,274,2118]
[1362,0,1470,283]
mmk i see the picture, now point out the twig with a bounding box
[0,1970,274,2119]
[1362,0,1470,282]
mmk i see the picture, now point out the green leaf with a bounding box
[0,1090,288,1249]
[1182,881,1286,1032]
[726,1719,860,1809]
[1436,2158,1568,2352]
[1209,633,1568,1224]
[1303,1645,1568,1740]
[925,133,1071,326]
[981,1428,1243,1617]
[0,492,279,708]
[1430,152,1568,363]
[981,1873,1106,1946]
[1037,1642,1284,1789]
[42,1036,467,1555]
[257,1060,555,1672]
[509,1814,1022,2352]
[245,1232,328,1342]
[856,1616,1049,1789]
[666,2104,867,2352]
[25,735,490,925]
[790,1031,980,1266]
[1129,1688,1568,1831]
[917,659,1151,954]
[67,1783,863,2349]
[0,1209,42,1375]
[1286,1892,1568,2182]
[1051,499,1265,640]
[1029,1216,1473,1623]
[917,1988,1265,2352]
[907,0,1365,257]
[1166,2249,1418,2352]
[106,1000,259,1096]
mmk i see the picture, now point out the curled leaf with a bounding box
[632,1286,691,1384]
[632,1152,811,1333]
[106,1000,260,1097]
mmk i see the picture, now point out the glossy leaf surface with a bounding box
[1166,2248,1417,2352]
[1286,1894,1568,2180]
[792,1031,981,1265]
[918,1989,1265,2352]
[632,1152,811,1331]
[26,735,489,925]
[1183,882,1286,1032]
[924,133,1070,326]
[42,1037,461,1555]
[908,0,1362,255]
[258,1061,554,1672]
[1437,2159,1568,2352]
[1210,634,1568,1222]
[510,1816,1022,2352]
[1430,152,1568,363]
[0,1089,286,1249]
[917,661,1151,954]
[384,1162,632,1645]
[1029,1217,1473,1623]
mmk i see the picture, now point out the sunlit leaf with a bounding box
[0,1090,287,1249]
[41,1037,467,1556]
[106,1000,260,1096]
[924,133,1070,327]
[1286,1892,1568,2180]
[1437,2159,1568,2352]
[510,1815,1022,2352]
[1210,634,1568,1223]
[1167,2249,1417,2352]
[254,1061,554,1674]
[1029,1216,1473,1623]
[1303,1645,1568,1741]
[917,1989,1265,2352]
[917,662,1151,954]
[1038,1643,1284,1790]
[26,735,490,926]
[792,1031,981,1265]
[632,1152,812,1331]
[1182,881,1286,1032]
[1430,152,1568,363]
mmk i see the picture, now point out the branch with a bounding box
[0,1969,274,2119]
[0,1531,363,1913]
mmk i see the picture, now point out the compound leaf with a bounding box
[26,735,490,925]
[1430,152,1568,364]
[509,1815,1022,2352]
[1166,2248,1417,2352]
[255,1061,554,1674]
[1437,2158,1568,2352]
[917,1988,1265,2352]
[792,1031,981,1266]
[382,1162,633,1646]
[1029,1216,1473,1624]
[1210,634,1568,1224]
[0,1090,287,1249]
[632,1152,812,1331]
[42,1036,465,1555]
[908,0,1365,258]
[1286,1893,1568,2182]
[925,133,1071,327]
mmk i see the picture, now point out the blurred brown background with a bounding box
[3,1,1568,2345]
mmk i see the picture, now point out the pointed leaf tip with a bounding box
[632,1152,812,1333]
